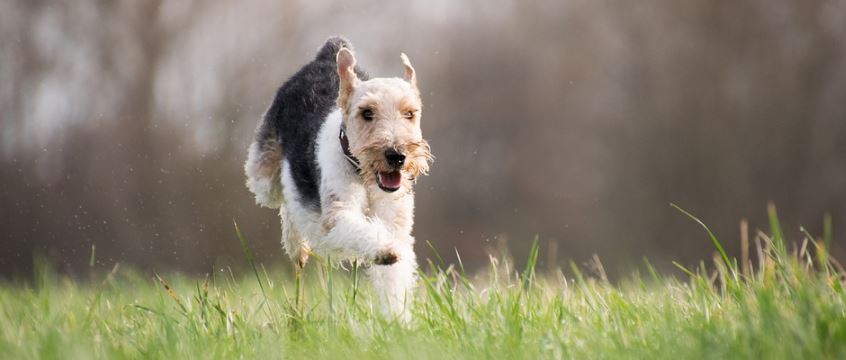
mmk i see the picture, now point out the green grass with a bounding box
[2,206,846,359]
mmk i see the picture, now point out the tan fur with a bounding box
[336,48,360,115]
[400,53,417,89]
[336,50,433,193]
[245,132,284,208]
[320,194,342,231]
[280,206,311,267]
[258,138,283,182]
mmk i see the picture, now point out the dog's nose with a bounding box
[384,149,406,168]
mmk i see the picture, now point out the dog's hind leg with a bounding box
[280,205,311,268]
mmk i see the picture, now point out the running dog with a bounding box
[245,37,432,318]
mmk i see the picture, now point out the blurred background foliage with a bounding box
[1,0,845,278]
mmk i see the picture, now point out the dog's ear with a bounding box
[400,53,417,89]
[337,48,359,111]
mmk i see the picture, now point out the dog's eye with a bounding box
[361,109,374,121]
[403,111,415,120]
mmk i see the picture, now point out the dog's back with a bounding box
[245,37,368,211]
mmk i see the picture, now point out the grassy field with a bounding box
[2,207,846,359]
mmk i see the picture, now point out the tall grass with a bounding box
[0,206,844,359]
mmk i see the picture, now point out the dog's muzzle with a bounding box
[377,149,405,192]
[384,149,405,169]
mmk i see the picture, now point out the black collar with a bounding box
[339,123,361,173]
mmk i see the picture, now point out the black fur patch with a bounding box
[262,37,369,212]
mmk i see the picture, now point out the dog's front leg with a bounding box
[367,241,416,321]
[320,205,399,264]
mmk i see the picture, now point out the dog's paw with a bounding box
[373,249,399,265]
[295,251,309,269]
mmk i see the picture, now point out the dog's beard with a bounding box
[354,139,433,193]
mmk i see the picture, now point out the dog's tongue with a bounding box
[378,171,402,189]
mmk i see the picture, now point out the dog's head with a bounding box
[336,48,432,193]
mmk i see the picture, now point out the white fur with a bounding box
[279,160,317,261]
[368,245,416,322]
[244,140,283,209]
[273,110,417,318]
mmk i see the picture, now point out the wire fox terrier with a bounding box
[245,37,432,318]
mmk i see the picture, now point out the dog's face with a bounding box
[336,49,432,193]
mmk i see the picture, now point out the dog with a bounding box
[244,37,432,318]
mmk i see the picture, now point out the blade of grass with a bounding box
[234,219,266,294]
[88,244,96,268]
[521,236,540,292]
[233,219,278,328]
[327,255,334,322]
[672,261,697,278]
[767,202,787,254]
[824,212,833,252]
[671,203,732,269]
[426,240,447,270]
[350,259,359,307]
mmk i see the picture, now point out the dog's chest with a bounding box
[365,190,414,233]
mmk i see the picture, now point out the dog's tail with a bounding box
[315,36,353,61]
[316,36,369,80]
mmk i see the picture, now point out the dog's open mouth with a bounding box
[377,171,402,192]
